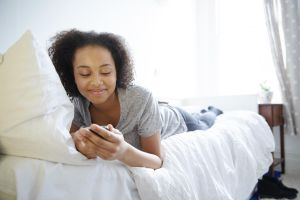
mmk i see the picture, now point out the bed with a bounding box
[0,31,275,200]
[0,110,274,200]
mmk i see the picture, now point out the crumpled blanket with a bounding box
[130,111,274,200]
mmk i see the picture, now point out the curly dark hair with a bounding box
[48,29,134,98]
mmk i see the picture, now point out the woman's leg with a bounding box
[176,106,223,131]
[192,106,223,128]
[175,107,209,131]
[191,112,216,128]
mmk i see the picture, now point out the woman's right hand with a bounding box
[71,128,99,159]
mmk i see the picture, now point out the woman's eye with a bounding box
[80,74,90,77]
[101,72,111,75]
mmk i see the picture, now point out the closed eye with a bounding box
[80,74,90,77]
[101,72,111,75]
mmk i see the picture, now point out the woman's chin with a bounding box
[83,93,105,104]
[89,97,107,105]
[82,90,115,105]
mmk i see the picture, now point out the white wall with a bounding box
[0,0,161,50]
[0,0,204,100]
[273,128,300,175]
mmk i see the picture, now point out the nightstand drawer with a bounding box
[259,104,283,126]
[272,105,284,126]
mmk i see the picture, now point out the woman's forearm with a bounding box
[119,143,162,169]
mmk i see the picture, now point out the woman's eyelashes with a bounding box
[79,71,111,77]
[79,73,90,77]
[101,71,111,75]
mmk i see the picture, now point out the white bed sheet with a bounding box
[0,111,275,200]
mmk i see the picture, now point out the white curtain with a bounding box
[264,0,300,135]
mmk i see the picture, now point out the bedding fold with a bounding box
[130,111,274,200]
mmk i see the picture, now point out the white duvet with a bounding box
[0,111,274,200]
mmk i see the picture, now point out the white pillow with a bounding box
[0,30,95,165]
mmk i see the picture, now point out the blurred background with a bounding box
[0,0,281,102]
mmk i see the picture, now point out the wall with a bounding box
[273,128,300,175]
[0,0,206,99]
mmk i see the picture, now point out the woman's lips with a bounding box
[89,89,106,96]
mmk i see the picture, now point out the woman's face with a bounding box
[73,45,117,106]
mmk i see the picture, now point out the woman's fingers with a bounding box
[89,124,120,143]
[106,124,122,135]
[73,129,98,158]
[107,124,114,131]
[73,124,128,160]
[95,146,116,160]
[85,131,116,152]
[73,127,125,160]
[76,140,96,159]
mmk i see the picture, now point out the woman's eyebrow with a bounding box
[100,63,112,68]
[76,64,112,69]
[76,65,90,69]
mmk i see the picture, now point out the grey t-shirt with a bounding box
[72,85,187,149]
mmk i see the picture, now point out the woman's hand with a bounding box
[74,124,129,161]
[71,127,99,159]
[87,124,129,160]
[72,124,162,169]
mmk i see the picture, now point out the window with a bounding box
[133,0,281,102]
[216,0,280,102]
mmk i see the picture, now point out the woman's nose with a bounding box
[91,74,103,86]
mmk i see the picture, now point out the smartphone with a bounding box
[89,126,109,140]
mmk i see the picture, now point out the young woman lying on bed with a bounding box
[48,30,223,169]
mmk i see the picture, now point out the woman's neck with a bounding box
[89,91,121,127]
[92,91,118,112]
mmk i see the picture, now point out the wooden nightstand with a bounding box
[258,104,285,174]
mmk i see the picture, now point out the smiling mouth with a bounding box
[89,89,106,96]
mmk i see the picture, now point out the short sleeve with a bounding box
[71,97,85,128]
[137,93,162,137]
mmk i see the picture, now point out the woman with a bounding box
[48,29,222,169]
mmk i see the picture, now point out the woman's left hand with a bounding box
[83,124,129,161]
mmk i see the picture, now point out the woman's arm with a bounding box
[120,133,162,169]
[83,124,162,169]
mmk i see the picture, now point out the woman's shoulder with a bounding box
[118,85,157,109]
[71,96,89,108]
[121,84,153,99]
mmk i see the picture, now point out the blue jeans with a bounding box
[176,107,217,131]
